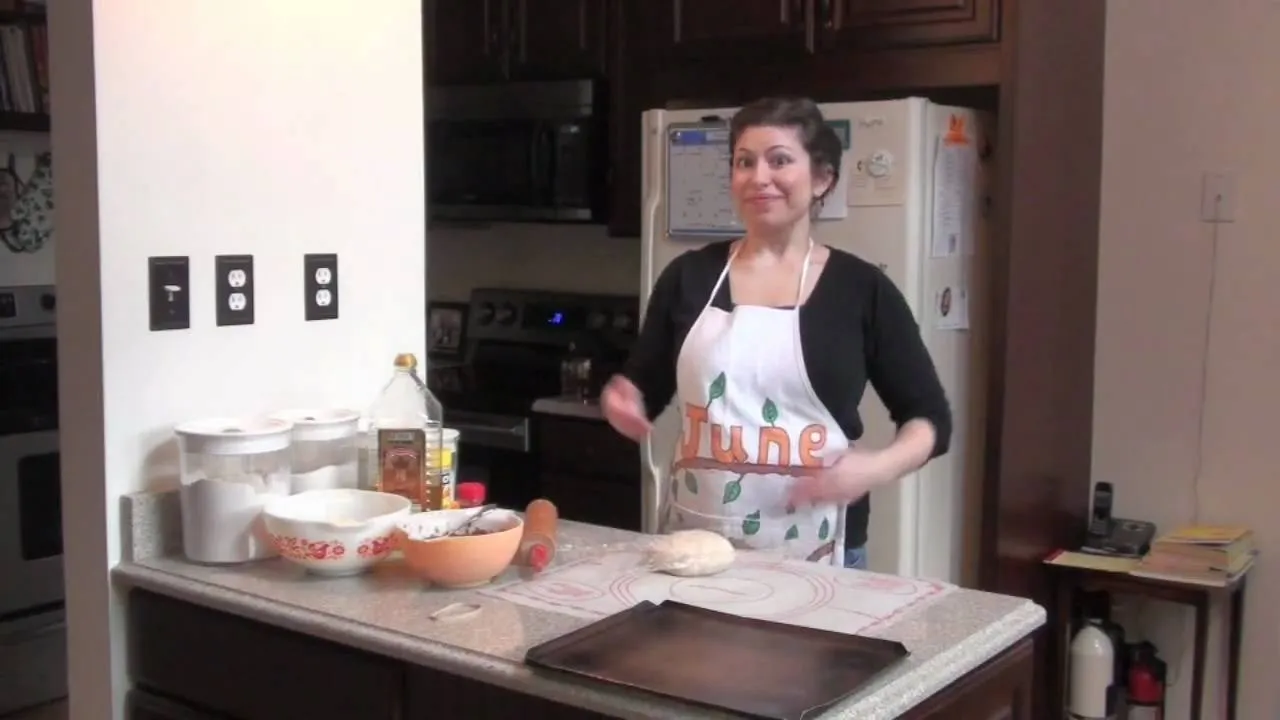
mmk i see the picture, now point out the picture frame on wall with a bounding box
[427,301,468,360]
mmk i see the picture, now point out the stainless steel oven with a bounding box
[0,284,66,714]
[427,79,608,223]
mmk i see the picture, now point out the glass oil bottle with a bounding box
[366,353,449,510]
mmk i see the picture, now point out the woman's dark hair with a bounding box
[728,96,842,203]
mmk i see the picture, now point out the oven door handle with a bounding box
[451,420,531,453]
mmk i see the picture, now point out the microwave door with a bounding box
[545,121,592,222]
[429,119,539,221]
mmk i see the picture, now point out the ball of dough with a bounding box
[648,529,736,577]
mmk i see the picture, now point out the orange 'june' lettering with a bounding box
[711,425,749,463]
[799,424,827,467]
[682,404,828,467]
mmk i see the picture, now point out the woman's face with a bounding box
[730,125,831,234]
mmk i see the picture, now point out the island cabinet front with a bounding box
[403,665,615,719]
[127,589,404,720]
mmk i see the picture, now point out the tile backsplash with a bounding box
[427,222,640,300]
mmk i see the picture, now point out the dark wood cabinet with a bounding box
[537,414,642,531]
[425,0,508,85]
[126,588,1036,720]
[820,0,1001,50]
[630,0,814,62]
[128,591,402,720]
[425,0,607,85]
[405,664,612,719]
[512,0,609,79]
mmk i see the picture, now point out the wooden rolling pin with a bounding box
[519,498,558,572]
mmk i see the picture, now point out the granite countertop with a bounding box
[114,492,1045,720]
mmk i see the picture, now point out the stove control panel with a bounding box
[0,285,56,329]
[467,288,638,346]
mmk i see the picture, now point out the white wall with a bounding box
[427,223,639,301]
[49,3,425,717]
[1096,1,1280,718]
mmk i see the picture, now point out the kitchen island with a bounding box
[114,492,1041,720]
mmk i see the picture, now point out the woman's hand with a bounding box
[601,374,652,441]
[788,448,896,507]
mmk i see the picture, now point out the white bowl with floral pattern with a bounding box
[262,489,412,576]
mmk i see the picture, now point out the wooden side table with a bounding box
[1044,562,1249,720]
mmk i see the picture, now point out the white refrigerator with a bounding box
[637,98,992,584]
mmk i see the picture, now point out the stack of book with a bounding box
[1131,525,1257,586]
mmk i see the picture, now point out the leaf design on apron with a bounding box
[761,398,779,425]
[705,371,726,407]
[742,510,762,536]
[721,474,743,504]
[683,471,699,495]
[819,517,831,541]
[784,524,799,540]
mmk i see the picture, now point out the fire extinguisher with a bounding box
[1127,641,1167,720]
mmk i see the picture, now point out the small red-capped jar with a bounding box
[455,481,486,509]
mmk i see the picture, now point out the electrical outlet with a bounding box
[304,253,339,321]
[148,256,190,331]
[215,254,254,326]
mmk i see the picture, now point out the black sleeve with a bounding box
[864,273,953,458]
[621,260,681,421]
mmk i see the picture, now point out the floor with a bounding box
[1,701,66,720]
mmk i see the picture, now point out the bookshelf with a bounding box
[0,3,48,133]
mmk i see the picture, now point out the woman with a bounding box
[602,96,951,569]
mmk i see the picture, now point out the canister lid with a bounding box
[270,408,360,442]
[174,417,293,455]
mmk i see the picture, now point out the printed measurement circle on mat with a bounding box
[524,580,606,603]
[609,561,836,620]
[834,574,928,596]
[670,577,775,605]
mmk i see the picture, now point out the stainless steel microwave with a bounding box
[427,79,607,223]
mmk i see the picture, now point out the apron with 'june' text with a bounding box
[662,240,849,565]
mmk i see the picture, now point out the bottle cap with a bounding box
[394,353,418,369]
[456,481,486,506]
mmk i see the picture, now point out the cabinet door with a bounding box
[128,590,402,720]
[128,689,227,720]
[821,0,1000,50]
[633,0,814,63]
[426,0,509,85]
[510,0,608,80]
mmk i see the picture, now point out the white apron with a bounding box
[662,240,850,565]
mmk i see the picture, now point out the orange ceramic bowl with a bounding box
[394,509,523,588]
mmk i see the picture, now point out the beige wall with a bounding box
[426,222,639,301]
[1096,1,1279,718]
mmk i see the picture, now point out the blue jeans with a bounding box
[843,545,868,569]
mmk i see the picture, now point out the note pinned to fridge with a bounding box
[930,115,979,258]
[666,123,743,237]
[935,284,969,331]
[816,120,851,221]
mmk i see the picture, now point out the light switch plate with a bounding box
[148,256,190,331]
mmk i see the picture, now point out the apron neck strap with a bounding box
[708,237,816,310]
